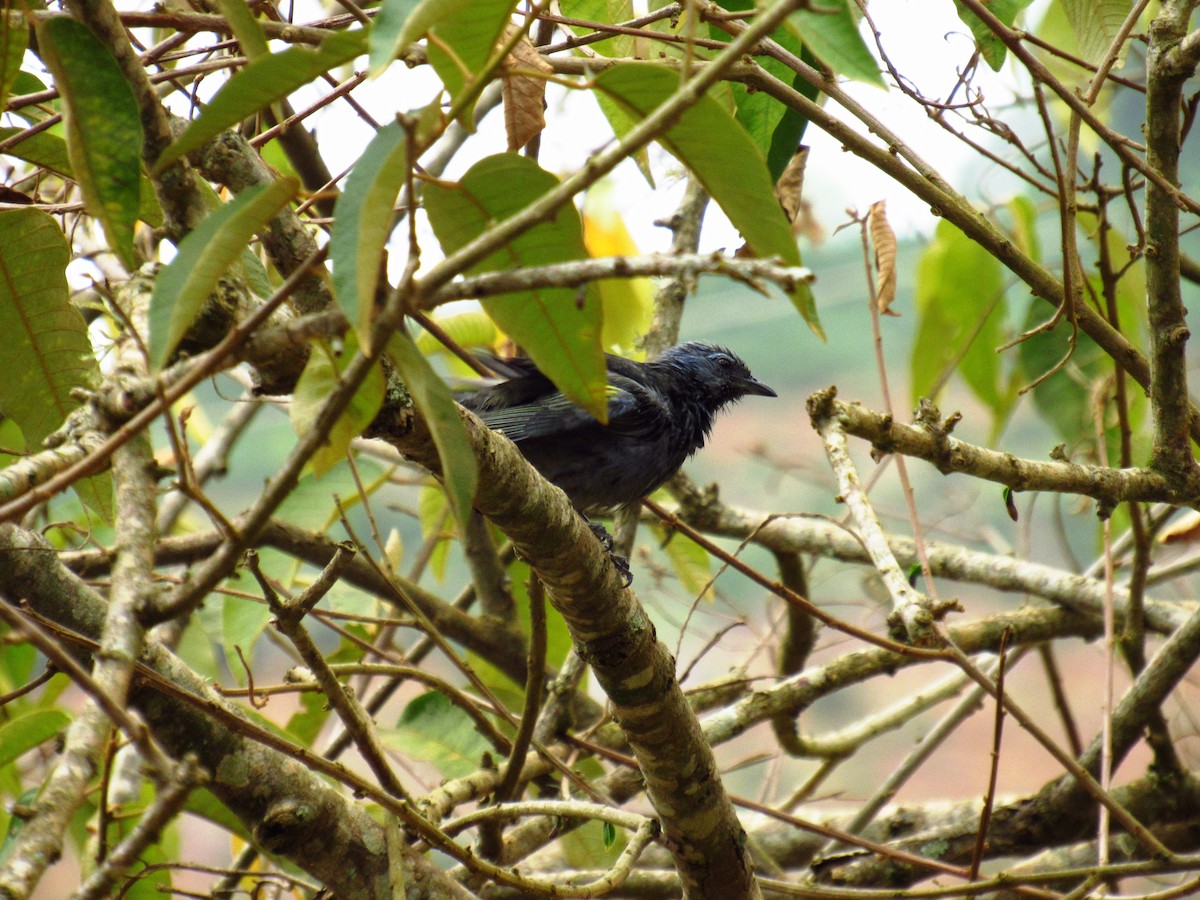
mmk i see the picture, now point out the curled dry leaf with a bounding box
[1159,510,1200,543]
[775,146,809,225]
[502,28,552,152]
[868,199,898,316]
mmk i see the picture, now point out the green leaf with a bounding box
[370,0,514,111]
[0,127,162,228]
[0,709,70,769]
[156,29,368,172]
[594,64,820,336]
[423,153,609,417]
[0,7,27,111]
[911,220,1009,419]
[1061,0,1133,65]
[560,0,635,57]
[215,0,270,60]
[330,121,408,343]
[289,330,385,477]
[788,0,883,87]
[387,330,477,534]
[0,209,96,448]
[37,16,143,270]
[652,521,713,601]
[148,178,299,371]
[0,127,74,180]
[380,691,493,779]
[952,0,1032,71]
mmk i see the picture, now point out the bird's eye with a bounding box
[714,354,734,369]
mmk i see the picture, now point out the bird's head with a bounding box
[653,342,777,408]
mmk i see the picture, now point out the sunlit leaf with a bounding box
[595,64,820,336]
[952,0,1032,71]
[423,153,608,418]
[370,0,515,111]
[788,0,883,87]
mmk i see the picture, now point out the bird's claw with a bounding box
[586,521,633,587]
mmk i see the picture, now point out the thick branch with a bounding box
[1144,0,1200,481]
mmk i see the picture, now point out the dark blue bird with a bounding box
[460,342,777,513]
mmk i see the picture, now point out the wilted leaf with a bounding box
[501,29,552,151]
[776,146,809,226]
[868,200,898,315]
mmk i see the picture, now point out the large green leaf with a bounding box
[0,209,96,448]
[380,691,493,779]
[0,7,26,111]
[712,0,817,180]
[953,0,1033,71]
[595,64,820,336]
[788,0,883,87]
[0,127,162,227]
[37,16,143,270]
[330,121,407,344]
[559,0,635,58]
[911,219,1010,420]
[370,0,515,108]
[423,153,608,418]
[1061,0,1132,65]
[156,29,368,172]
[148,178,299,371]
[386,330,477,534]
[289,330,385,477]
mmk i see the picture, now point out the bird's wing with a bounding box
[479,375,666,441]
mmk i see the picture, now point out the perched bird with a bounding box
[459,342,777,514]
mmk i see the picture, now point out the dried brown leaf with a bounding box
[775,146,809,225]
[868,199,898,316]
[501,31,552,152]
[1160,510,1200,544]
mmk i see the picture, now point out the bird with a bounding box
[459,342,777,514]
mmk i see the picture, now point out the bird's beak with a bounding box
[739,375,777,398]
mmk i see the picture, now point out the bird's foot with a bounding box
[586,520,633,587]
